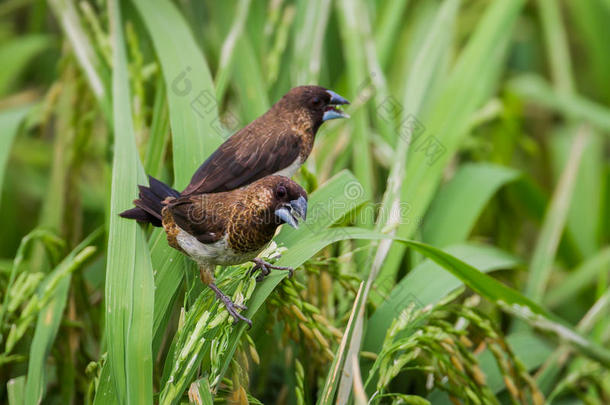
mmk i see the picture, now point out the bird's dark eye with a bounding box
[276,185,287,198]
[311,96,322,107]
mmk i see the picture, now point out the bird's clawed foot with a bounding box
[250,258,294,282]
[207,282,252,328]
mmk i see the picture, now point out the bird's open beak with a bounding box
[323,90,350,121]
[275,196,308,229]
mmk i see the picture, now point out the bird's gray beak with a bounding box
[323,90,350,121]
[327,90,350,105]
[290,196,308,221]
[275,196,308,229]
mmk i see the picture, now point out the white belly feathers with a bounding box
[176,228,262,266]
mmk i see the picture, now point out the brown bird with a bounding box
[120,175,308,326]
[182,85,349,194]
[120,85,348,225]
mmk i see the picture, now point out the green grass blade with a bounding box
[151,236,193,353]
[351,0,396,149]
[398,0,524,229]
[214,0,252,101]
[545,247,610,308]
[132,0,222,188]
[0,229,64,340]
[100,1,154,403]
[550,129,604,258]
[508,74,610,132]
[0,105,32,209]
[374,0,410,68]
[423,163,520,246]
[0,35,50,95]
[231,36,269,122]
[274,228,394,273]
[524,127,589,302]
[342,2,460,378]
[378,0,524,291]
[292,0,332,84]
[363,243,520,353]
[7,376,26,405]
[188,377,214,405]
[92,365,114,405]
[143,74,170,177]
[565,0,610,104]
[317,282,365,405]
[335,0,374,197]
[536,0,574,93]
[370,0,460,307]
[47,0,110,118]
[395,238,610,367]
[24,230,100,404]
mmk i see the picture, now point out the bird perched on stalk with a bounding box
[120,85,348,225]
[120,175,308,326]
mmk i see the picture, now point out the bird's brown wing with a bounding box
[182,128,302,195]
[167,195,229,244]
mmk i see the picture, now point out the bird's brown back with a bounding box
[167,180,281,253]
[181,87,331,196]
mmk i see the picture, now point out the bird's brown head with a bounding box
[248,175,308,229]
[273,85,350,133]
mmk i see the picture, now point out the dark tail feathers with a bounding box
[119,176,180,227]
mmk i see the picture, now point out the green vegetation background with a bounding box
[0,0,609,404]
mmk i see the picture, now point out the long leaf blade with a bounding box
[100,1,155,402]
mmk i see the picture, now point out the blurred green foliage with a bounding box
[0,0,609,404]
